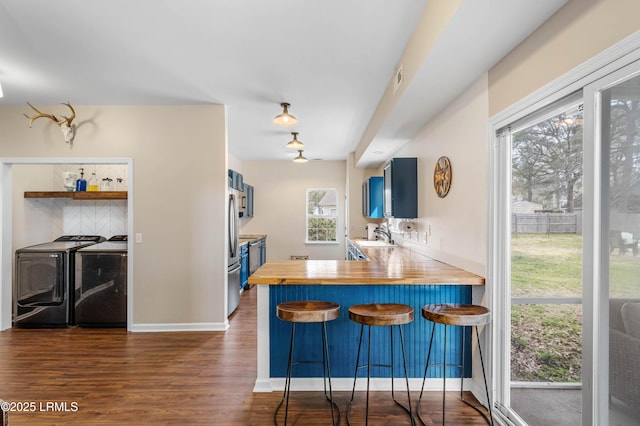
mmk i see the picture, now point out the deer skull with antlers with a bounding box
[24,102,77,143]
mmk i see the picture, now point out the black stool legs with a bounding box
[274,321,340,426]
[346,323,415,425]
[417,323,493,426]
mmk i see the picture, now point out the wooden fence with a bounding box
[512,213,580,235]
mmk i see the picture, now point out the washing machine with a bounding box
[14,235,106,327]
[74,235,128,327]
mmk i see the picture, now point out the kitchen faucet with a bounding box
[374,227,394,245]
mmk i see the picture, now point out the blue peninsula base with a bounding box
[254,284,476,393]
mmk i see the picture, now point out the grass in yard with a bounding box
[510,233,640,382]
[511,233,582,297]
[511,304,582,382]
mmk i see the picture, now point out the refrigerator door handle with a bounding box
[229,194,238,259]
[229,264,241,273]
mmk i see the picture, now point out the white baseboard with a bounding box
[253,378,274,393]
[254,377,471,392]
[129,322,228,332]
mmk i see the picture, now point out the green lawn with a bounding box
[510,233,640,382]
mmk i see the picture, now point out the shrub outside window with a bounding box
[306,189,337,243]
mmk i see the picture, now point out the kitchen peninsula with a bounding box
[248,240,485,392]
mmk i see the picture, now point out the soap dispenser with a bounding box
[88,173,99,192]
[75,168,87,192]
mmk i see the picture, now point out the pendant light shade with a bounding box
[293,150,308,163]
[273,102,298,126]
[286,132,304,149]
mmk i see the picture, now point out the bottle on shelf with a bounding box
[101,177,113,191]
[88,173,99,192]
[75,168,87,192]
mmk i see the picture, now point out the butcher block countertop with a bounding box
[248,239,485,285]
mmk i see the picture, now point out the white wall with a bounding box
[12,165,56,251]
[0,105,227,329]
[240,160,346,261]
[389,74,488,277]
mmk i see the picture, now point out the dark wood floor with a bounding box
[0,287,491,425]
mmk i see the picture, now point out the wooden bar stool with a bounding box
[347,303,415,425]
[275,300,341,426]
[417,304,493,425]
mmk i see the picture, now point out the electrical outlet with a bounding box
[135,233,143,243]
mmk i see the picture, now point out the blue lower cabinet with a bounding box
[269,284,472,378]
[240,244,249,289]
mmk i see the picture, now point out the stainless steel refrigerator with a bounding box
[227,189,241,316]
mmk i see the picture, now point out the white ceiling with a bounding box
[0,0,567,165]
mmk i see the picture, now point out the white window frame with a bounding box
[305,188,339,244]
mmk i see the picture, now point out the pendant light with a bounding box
[293,150,308,163]
[273,102,298,126]
[286,132,304,149]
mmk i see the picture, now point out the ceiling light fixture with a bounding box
[293,150,308,163]
[273,102,298,126]
[286,132,304,149]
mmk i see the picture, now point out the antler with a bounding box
[24,102,61,127]
[24,102,76,128]
[24,102,77,144]
[59,102,75,128]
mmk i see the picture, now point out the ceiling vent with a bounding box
[393,64,403,94]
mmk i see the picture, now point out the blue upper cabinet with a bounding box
[362,176,384,219]
[228,169,244,191]
[244,184,254,217]
[383,157,418,218]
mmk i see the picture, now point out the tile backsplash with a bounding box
[52,164,128,238]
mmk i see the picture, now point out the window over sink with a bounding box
[306,189,337,243]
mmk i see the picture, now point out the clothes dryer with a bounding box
[75,235,127,327]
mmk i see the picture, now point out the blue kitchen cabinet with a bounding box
[362,176,383,219]
[228,169,244,191]
[244,184,254,217]
[240,243,249,289]
[383,157,418,218]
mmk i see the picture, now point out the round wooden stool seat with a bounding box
[422,303,490,327]
[349,303,414,326]
[276,301,340,323]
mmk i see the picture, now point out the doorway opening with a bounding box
[0,157,134,331]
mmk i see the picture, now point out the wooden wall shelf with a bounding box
[24,191,128,200]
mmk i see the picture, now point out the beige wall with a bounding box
[239,160,346,261]
[346,153,384,240]
[489,0,640,115]
[390,74,489,276]
[0,105,228,327]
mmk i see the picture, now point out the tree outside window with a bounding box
[306,189,337,243]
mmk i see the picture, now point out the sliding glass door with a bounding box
[492,58,640,426]
[510,100,584,426]
[492,96,585,426]
[585,63,640,425]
